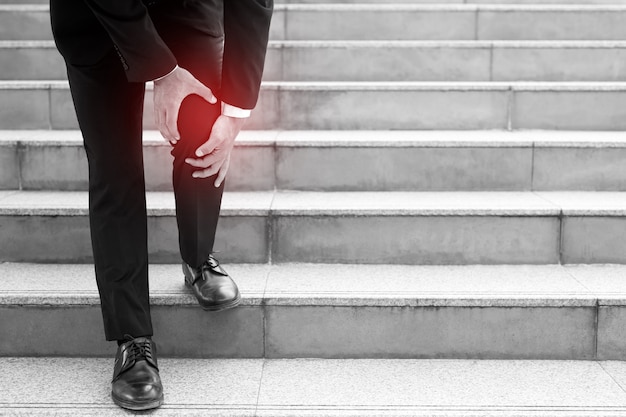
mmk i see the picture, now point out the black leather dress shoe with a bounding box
[111,337,164,411]
[183,255,241,311]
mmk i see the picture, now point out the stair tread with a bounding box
[8,79,626,86]
[2,129,626,147]
[7,79,626,92]
[2,262,626,307]
[12,39,626,47]
[2,357,626,416]
[8,3,626,11]
[4,190,626,216]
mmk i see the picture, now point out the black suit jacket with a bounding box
[50,0,273,109]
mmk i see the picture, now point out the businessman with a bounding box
[50,0,272,410]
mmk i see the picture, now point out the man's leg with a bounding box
[66,48,153,341]
[65,48,163,411]
[151,4,224,268]
[150,4,241,310]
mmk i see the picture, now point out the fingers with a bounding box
[185,152,221,168]
[154,96,168,143]
[215,155,230,187]
[185,151,230,181]
[194,80,217,105]
[153,66,216,144]
[157,111,176,144]
[195,134,220,157]
[191,160,223,179]
[164,105,181,141]
[195,141,218,158]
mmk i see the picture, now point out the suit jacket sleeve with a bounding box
[221,0,274,110]
[81,0,177,82]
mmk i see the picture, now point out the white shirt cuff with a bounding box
[221,102,252,118]
[153,65,178,82]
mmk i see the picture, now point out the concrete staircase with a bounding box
[3,0,626,415]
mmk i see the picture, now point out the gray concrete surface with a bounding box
[3,358,626,416]
[2,263,626,358]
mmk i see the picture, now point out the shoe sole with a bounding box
[184,280,242,312]
[111,393,164,411]
[200,293,242,311]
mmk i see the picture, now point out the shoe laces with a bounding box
[199,254,220,275]
[205,255,220,269]
[123,336,154,362]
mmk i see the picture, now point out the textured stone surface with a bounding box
[565,264,626,303]
[152,306,265,357]
[14,81,626,131]
[478,9,626,41]
[0,88,49,129]
[265,305,595,358]
[4,358,626,416]
[263,43,282,81]
[0,141,18,189]
[273,129,536,147]
[15,133,276,192]
[547,265,626,359]
[279,42,490,82]
[258,360,626,408]
[271,191,559,216]
[0,263,615,358]
[0,263,268,306]
[278,87,510,130]
[20,144,88,190]
[513,90,626,130]
[209,216,270,264]
[243,89,280,130]
[263,264,593,307]
[10,39,626,83]
[0,357,262,411]
[0,263,599,308]
[12,190,626,264]
[534,147,626,190]
[493,45,626,82]
[0,190,274,215]
[276,146,532,191]
[0,7,52,40]
[0,215,93,262]
[0,43,65,80]
[49,88,78,129]
[0,191,272,263]
[0,304,264,357]
[598,307,626,359]
[562,217,626,263]
[536,191,626,215]
[268,7,285,40]
[0,306,110,355]
[10,129,626,192]
[599,361,626,395]
[226,144,275,191]
[283,8,476,40]
[273,215,559,264]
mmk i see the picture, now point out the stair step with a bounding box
[9,40,626,82]
[4,130,626,192]
[6,0,626,3]
[7,81,626,130]
[7,4,626,42]
[3,190,626,264]
[0,130,277,192]
[273,4,626,41]
[3,357,626,416]
[2,262,626,358]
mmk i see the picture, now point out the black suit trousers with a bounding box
[62,1,226,341]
